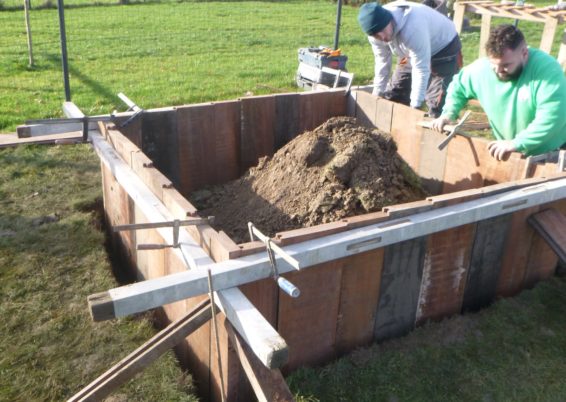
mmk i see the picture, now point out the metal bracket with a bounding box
[113,217,213,250]
[248,222,300,298]
[117,92,144,128]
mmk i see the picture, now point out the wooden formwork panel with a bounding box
[416,223,476,324]
[274,93,301,150]
[419,129,448,195]
[297,90,347,135]
[374,237,427,342]
[177,101,241,194]
[141,110,180,187]
[462,214,513,312]
[101,164,136,265]
[103,90,566,402]
[241,95,277,173]
[390,103,426,173]
[496,206,540,298]
[335,249,384,354]
[278,261,343,373]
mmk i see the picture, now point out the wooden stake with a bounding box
[226,323,295,402]
[68,299,212,402]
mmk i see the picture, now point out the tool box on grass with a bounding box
[296,46,351,89]
[298,47,348,70]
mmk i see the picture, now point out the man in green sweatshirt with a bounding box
[431,24,566,161]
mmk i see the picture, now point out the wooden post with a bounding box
[24,0,34,67]
[540,18,559,54]
[479,14,492,58]
[452,2,467,34]
[558,28,566,72]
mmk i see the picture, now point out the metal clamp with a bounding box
[248,222,300,298]
[113,217,212,250]
[117,92,143,128]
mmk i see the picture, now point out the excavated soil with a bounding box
[189,117,427,243]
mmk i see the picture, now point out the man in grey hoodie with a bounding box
[358,1,462,117]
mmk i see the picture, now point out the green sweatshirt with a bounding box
[442,48,566,156]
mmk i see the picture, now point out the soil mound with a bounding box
[190,116,427,243]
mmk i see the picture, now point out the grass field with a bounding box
[1,1,566,401]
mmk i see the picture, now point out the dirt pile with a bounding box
[190,116,427,243]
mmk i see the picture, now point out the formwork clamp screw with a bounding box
[112,217,214,250]
[247,222,301,298]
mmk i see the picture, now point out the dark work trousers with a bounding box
[383,35,462,118]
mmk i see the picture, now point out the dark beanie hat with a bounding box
[358,2,393,36]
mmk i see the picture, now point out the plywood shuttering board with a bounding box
[496,207,540,297]
[442,135,528,193]
[176,101,241,194]
[241,95,277,173]
[390,103,426,173]
[278,260,343,373]
[140,110,180,188]
[335,249,384,354]
[297,91,348,135]
[418,129,448,195]
[416,223,476,324]
[374,237,427,342]
[350,91,393,133]
[276,249,383,371]
[462,214,512,312]
[101,164,136,266]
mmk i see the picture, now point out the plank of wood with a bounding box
[479,13,492,58]
[375,98,394,133]
[419,129,448,195]
[140,109,180,187]
[275,93,300,150]
[335,249,384,353]
[298,89,347,134]
[558,28,566,72]
[462,214,512,312]
[352,90,377,128]
[0,131,83,148]
[416,223,476,324]
[496,206,539,298]
[277,261,342,372]
[226,323,295,402]
[68,299,212,402]
[540,17,559,54]
[374,237,427,341]
[453,2,467,34]
[390,102,426,172]
[241,95,276,172]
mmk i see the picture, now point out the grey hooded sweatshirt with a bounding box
[368,1,458,108]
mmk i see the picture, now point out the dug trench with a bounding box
[189,116,428,243]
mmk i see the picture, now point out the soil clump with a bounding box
[190,116,427,243]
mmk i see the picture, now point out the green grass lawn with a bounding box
[0,145,197,401]
[1,1,566,401]
[1,0,562,133]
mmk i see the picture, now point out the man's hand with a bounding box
[487,140,517,161]
[430,116,452,132]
